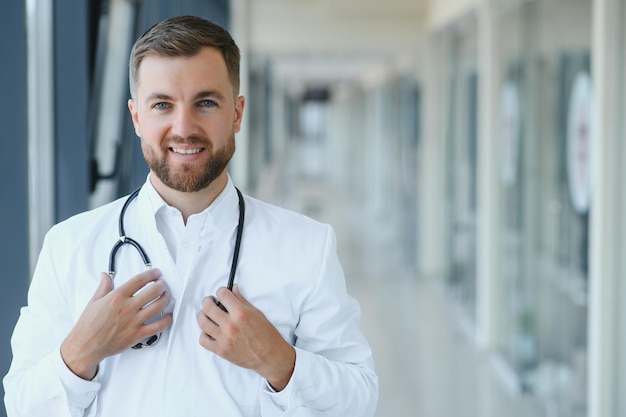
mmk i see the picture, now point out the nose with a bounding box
[171,107,199,138]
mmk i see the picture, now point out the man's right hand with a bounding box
[60,268,172,380]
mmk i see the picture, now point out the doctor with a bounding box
[4,15,378,417]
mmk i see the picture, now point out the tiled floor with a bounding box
[257,150,546,417]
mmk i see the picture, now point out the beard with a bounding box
[141,133,235,193]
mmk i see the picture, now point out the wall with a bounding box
[0,4,30,415]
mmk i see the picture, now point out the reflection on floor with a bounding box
[255,158,544,417]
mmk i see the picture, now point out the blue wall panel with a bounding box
[0,3,29,416]
[55,0,90,222]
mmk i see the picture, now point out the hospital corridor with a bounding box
[259,141,543,417]
[3,0,626,416]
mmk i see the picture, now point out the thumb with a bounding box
[91,272,113,302]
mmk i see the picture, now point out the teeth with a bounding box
[171,147,202,155]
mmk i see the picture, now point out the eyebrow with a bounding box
[144,91,227,102]
[145,93,172,102]
[195,91,226,102]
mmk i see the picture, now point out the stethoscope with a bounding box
[108,186,245,349]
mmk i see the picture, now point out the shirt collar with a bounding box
[139,174,240,230]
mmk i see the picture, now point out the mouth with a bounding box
[170,147,204,155]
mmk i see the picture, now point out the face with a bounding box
[128,47,245,193]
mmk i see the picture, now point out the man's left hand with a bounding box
[197,284,296,391]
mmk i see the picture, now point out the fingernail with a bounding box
[152,268,162,278]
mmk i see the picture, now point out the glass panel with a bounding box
[444,20,479,321]
[494,0,531,379]
[495,1,591,416]
[617,2,626,416]
[532,2,591,417]
[395,77,421,269]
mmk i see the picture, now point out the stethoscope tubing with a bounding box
[227,187,245,292]
[108,188,151,278]
[109,186,245,285]
[107,185,246,347]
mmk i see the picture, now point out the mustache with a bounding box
[168,135,209,144]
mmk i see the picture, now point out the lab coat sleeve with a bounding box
[260,225,378,417]
[3,227,101,417]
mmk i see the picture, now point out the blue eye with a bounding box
[199,100,217,108]
[154,102,169,110]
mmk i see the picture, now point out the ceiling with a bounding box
[237,0,430,96]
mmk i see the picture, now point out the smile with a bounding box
[170,147,203,155]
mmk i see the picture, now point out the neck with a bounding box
[149,172,228,224]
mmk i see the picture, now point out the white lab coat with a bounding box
[4,179,378,417]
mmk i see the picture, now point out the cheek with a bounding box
[209,118,236,140]
[137,115,168,141]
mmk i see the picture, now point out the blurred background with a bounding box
[1,0,625,416]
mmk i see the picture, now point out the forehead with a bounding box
[136,47,233,96]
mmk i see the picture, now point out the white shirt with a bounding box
[3,177,378,417]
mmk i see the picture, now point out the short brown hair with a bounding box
[129,15,240,98]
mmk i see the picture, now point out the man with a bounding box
[4,15,378,417]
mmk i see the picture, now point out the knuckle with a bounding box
[230,309,247,324]
[223,321,239,337]
[118,304,135,320]
[109,290,126,305]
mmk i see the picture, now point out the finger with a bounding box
[132,278,168,308]
[197,310,221,339]
[118,268,162,297]
[140,312,173,339]
[137,288,170,322]
[91,273,113,302]
[231,284,252,306]
[232,285,260,314]
[200,296,216,314]
[199,330,218,349]
[200,297,229,332]
[216,287,240,312]
[201,295,228,318]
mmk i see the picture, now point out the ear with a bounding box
[233,95,245,134]
[127,98,142,137]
